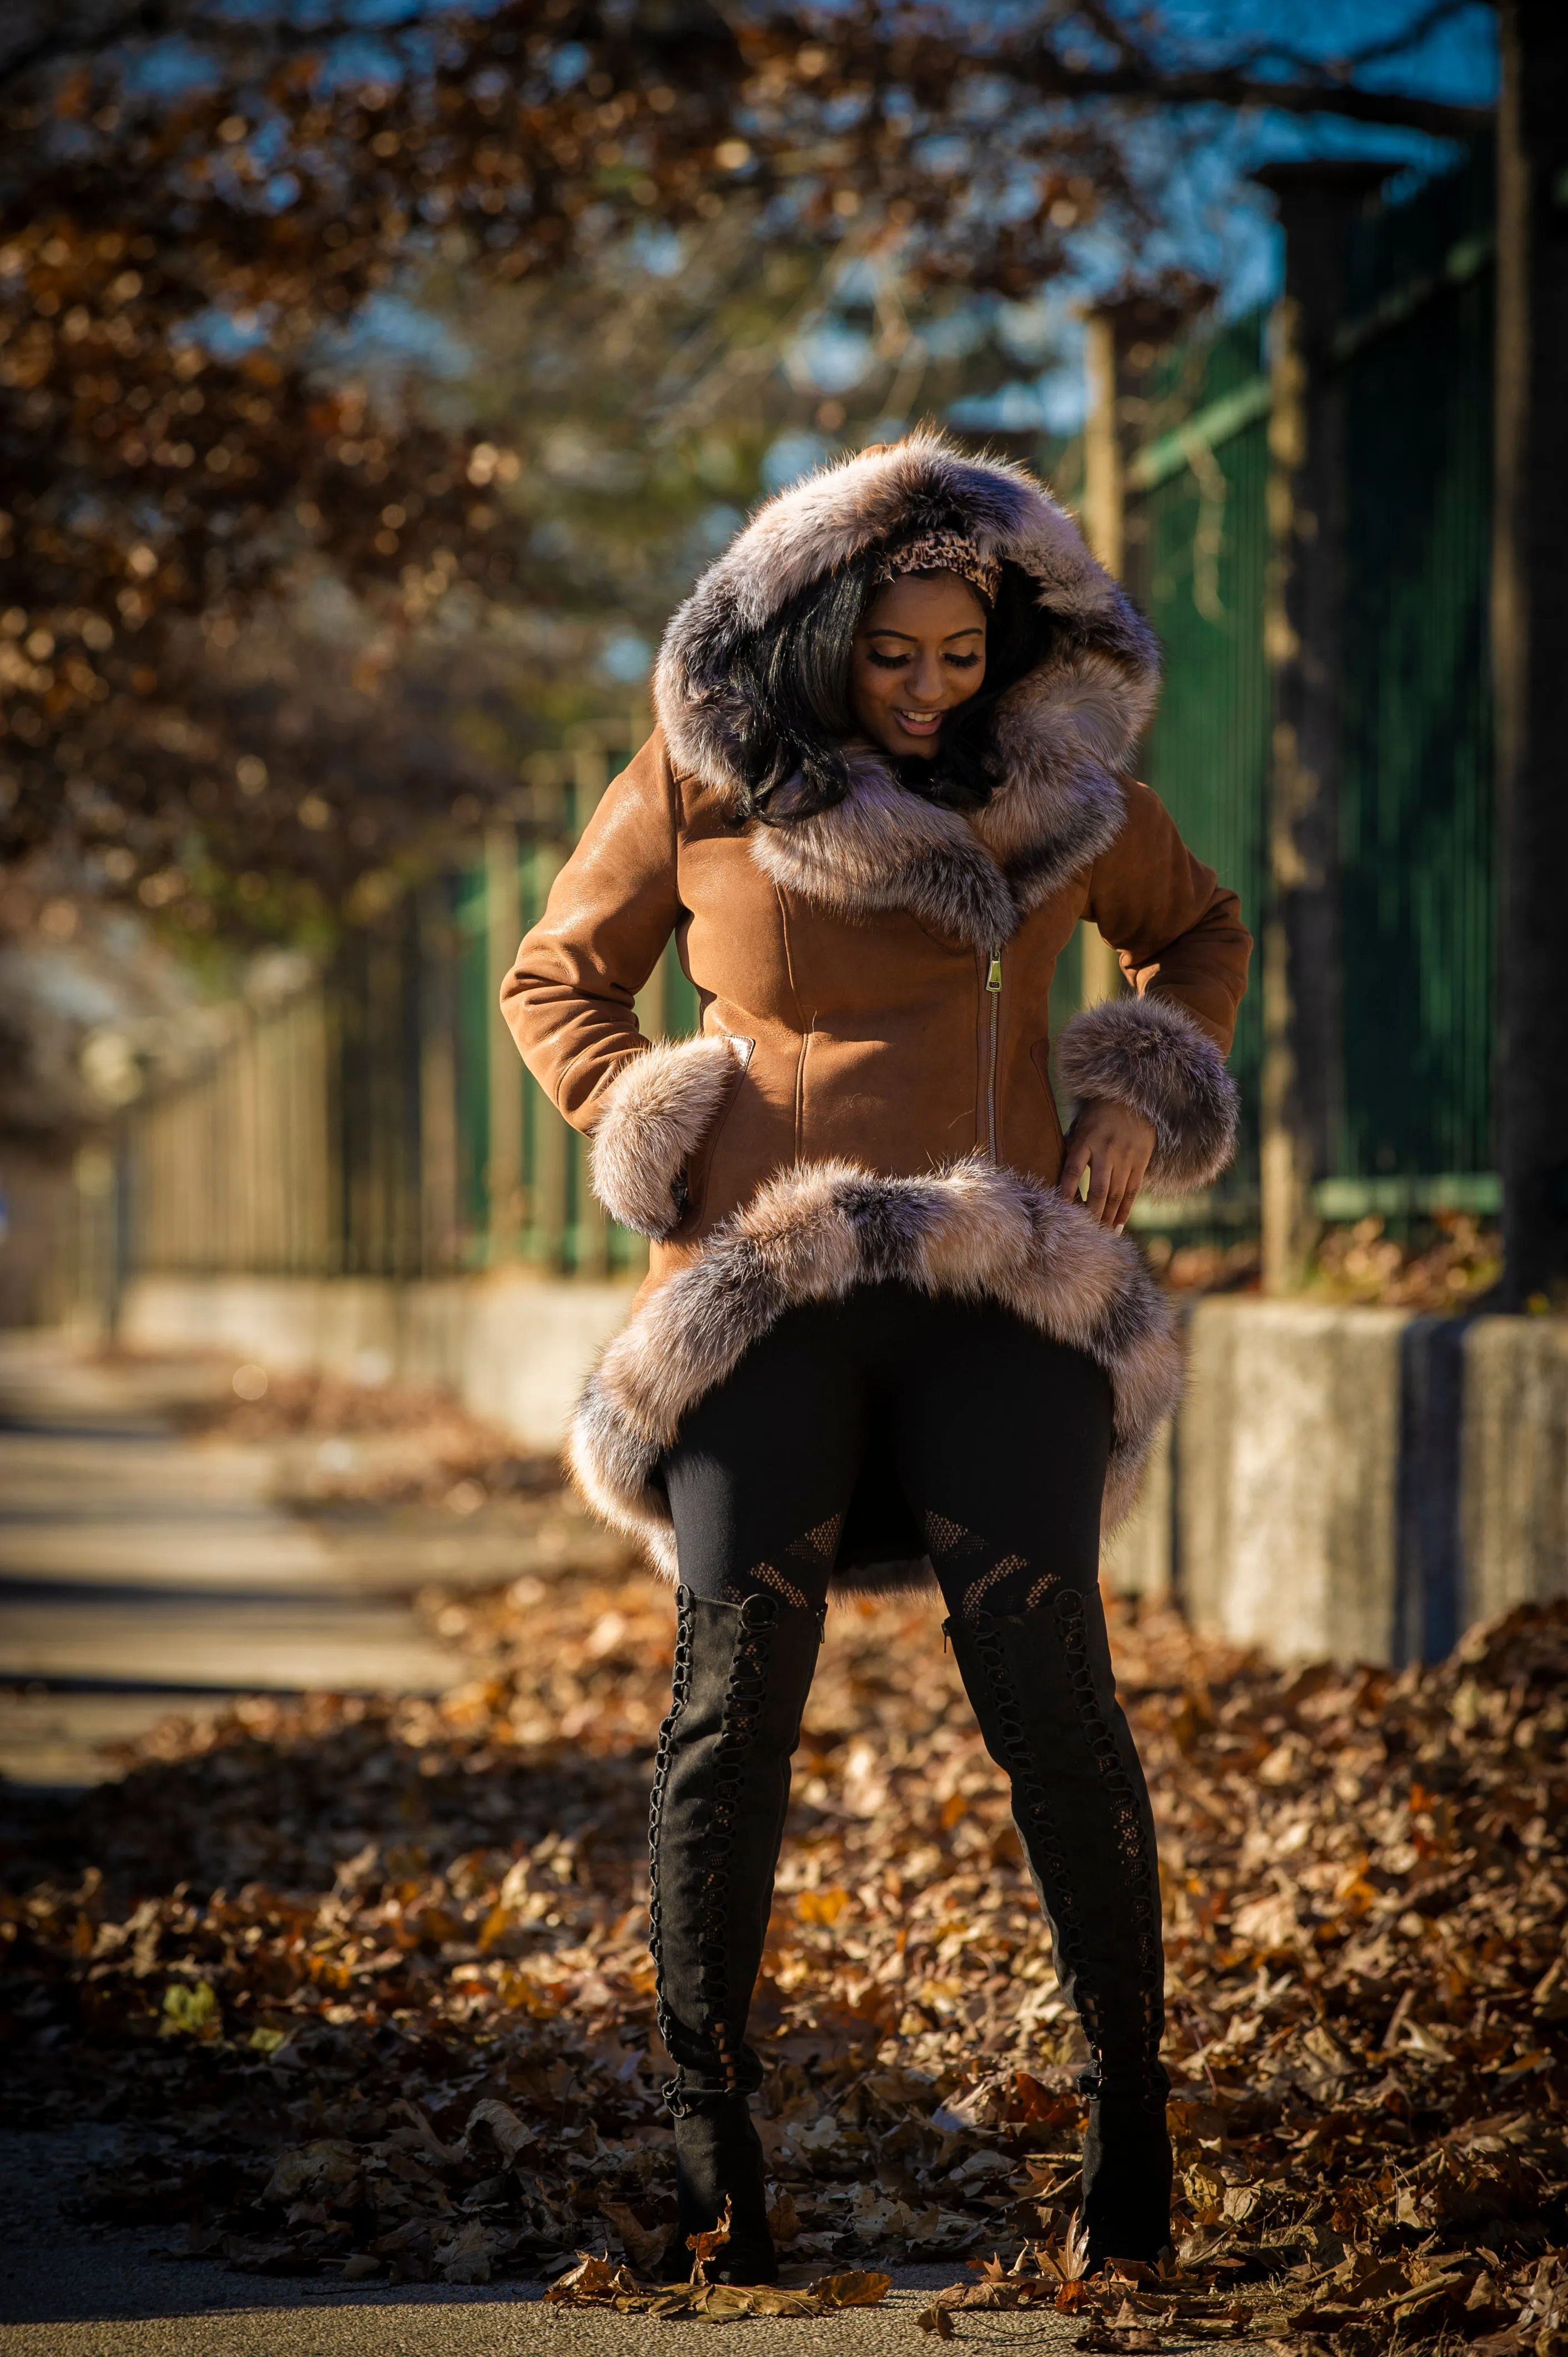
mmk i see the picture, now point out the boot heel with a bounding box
[660,2094,778,2284]
[1081,2082,1174,2268]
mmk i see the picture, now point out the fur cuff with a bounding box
[588,1034,742,1238]
[1057,994,1238,1193]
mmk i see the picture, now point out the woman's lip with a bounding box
[895,709,942,733]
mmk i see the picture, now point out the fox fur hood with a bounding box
[652,431,1161,946]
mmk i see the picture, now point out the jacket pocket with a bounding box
[1029,1039,1066,1162]
[672,1034,754,1232]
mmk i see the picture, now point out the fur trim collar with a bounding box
[653,432,1158,946]
[568,1156,1182,1594]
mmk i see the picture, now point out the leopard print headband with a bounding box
[870,528,1002,605]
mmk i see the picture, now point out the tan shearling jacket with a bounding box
[501,434,1251,1589]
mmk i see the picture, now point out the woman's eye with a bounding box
[946,652,981,669]
[866,649,910,669]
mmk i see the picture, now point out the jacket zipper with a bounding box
[985,950,1002,1162]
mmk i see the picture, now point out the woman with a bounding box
[501,434,1250,2282]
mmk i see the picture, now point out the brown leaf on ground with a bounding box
[687,2193,733,2281]
[810,2269,892,2306]
[1,1441,1563,2333]
[598,2200,667,2277]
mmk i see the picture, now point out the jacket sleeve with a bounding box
[499,729,742,1239]
[1056,778,1253,1192]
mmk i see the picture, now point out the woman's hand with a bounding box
[1057,1099,1157,1230]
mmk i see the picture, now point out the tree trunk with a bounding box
[1255,162,1395,1293]
[1493,1,1568,1307]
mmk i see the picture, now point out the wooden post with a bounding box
[1494,2,1568,1307]
[1080,311,1129,1011]
[419,886,460,1278]
[1082,313,1125,582]
[528,831,570,1269]
[1080,296,1200,1012]
[572,749,611,1277]
[1255,162,1396,1293]
[485,823,523,1268]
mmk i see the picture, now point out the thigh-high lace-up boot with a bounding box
[648,1586,824,2284]
[945,1587,1172,2268]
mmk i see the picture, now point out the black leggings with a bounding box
[652,1282,1166,2111]
[662,1280,1113,1618]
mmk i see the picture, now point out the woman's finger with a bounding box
[1057,1134,1090,1201]
[1085,1146,1116,1223]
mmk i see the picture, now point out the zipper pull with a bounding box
[985,955,1002,993]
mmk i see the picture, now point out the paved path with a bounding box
[0,2128,989,2353]
[0,1336,463,1786]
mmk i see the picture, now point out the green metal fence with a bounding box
[123,715,696,1284]
[1120,153,1497,1236]
[1337,152,1496,1197]
[1123,310,1273,1227]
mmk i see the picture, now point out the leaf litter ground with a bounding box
[2,1499,1565,2349]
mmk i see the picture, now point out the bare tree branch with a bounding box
[1331,0,1492,75]
[992,52,1487,138]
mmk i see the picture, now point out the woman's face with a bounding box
[849,572,988,759]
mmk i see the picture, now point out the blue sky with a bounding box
[930,0,1500,435]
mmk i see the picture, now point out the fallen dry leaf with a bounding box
[0,1446,1561,2340]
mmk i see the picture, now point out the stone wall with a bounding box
[119,1276,1567,1665]
[118,1271,638,1455]
[1102,1300,1567,1663]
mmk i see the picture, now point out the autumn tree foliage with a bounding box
[0,2,1486,933]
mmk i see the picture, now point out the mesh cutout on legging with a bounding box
[788,1514,844,1567]
[920,1506,1039,1620]
[921,1507,982,1561]
[720,1515,841,1611]
[960,1553,1028,1619]
[732,1558,813,1611]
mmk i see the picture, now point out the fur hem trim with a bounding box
[1057,994,1239,1193]
[587,1034,743,1239]
[566,1156,1183,1593]
[652,431,1157,945]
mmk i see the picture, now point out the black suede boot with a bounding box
[657,2096,775,2283]
[648,1586,823,2285]
[945,1586,1172,2269]
[1080,2081,1175,2267]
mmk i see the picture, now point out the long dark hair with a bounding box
[725,552,1053,822]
